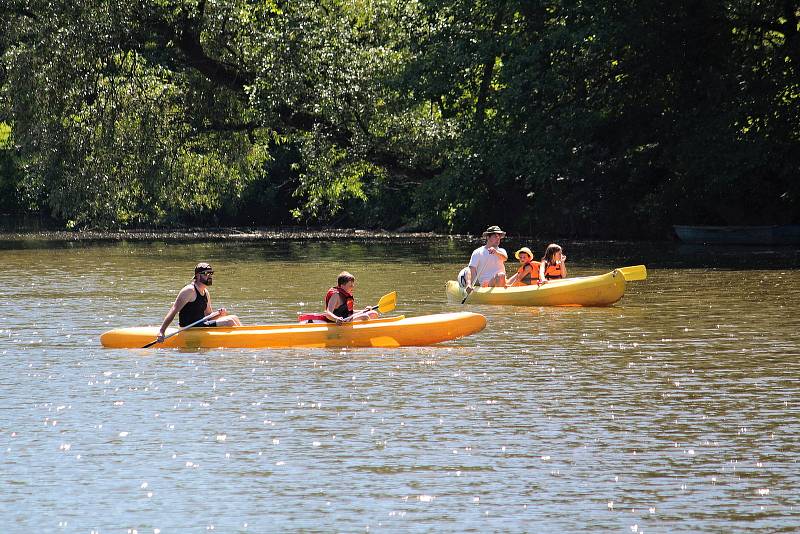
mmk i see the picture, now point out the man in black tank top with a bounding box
[156,263,242,343]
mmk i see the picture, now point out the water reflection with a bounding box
[1,238,798,531]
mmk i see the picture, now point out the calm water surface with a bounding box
[1,238,799,532]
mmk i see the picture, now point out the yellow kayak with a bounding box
[446,266,646,307]
[100,312,487,349]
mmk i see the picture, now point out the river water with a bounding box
[1,237,799,532]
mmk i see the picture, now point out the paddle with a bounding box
[142,310,221,348]
[349,291,397,320]
[460,290,473,305]
[617,265,647,281]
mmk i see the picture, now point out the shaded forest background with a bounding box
[1,0,798,238]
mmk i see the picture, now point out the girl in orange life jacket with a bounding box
[506,247,541,286]
[538,244,567,283]
[323,271,378,325]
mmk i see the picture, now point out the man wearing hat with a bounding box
[155,262,242,343]
[464,225,509,294]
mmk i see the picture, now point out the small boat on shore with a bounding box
[446,266,646,307]
[673,225,800,245]
[100,312,487,349]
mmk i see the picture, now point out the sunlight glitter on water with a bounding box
[2,240,800,531]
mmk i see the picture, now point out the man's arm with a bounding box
[467,266,478,284]
[157,287,193,339]
[465,265,479,294]
[465,248,480,289]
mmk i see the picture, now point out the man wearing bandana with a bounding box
[156,262,242,343]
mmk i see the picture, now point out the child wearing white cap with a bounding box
[506,247,541,286]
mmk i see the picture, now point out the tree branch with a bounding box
[475,5,505,125]
[172,5,253,95]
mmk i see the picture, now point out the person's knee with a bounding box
[219,315,241,327]
[355,311,378,321]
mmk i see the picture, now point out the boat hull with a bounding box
[446,270,626,307]
[101,312,487,349]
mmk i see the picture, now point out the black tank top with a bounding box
[332,298,352,319]
[179,285,208,326]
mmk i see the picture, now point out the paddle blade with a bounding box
[376,291,397,313]
[618,265,647,281]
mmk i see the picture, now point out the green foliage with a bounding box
[0,0,797,235]
[397,0,800,234]
[0,122,10,148]
[0,121,27,215]
[0,133,24,215]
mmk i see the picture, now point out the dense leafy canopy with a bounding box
[1,0,797,236]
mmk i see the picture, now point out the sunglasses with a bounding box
[198,271,214,276]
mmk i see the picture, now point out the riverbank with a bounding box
[0,227,454,242]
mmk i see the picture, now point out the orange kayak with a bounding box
[100,312,487,349]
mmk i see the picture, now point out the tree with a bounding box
[1,0,797,235]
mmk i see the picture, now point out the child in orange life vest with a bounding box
[538,244,567,283]
[323,271,378,325]
[506,247,541,286]
[298,272,378,324]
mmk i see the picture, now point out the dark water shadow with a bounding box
[1,233,798,269]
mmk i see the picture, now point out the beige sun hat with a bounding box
[515,247,534,260]
[482,225,506,237]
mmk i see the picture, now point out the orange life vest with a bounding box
[298,287,354,323]
[514,260,541,285]
[543,261,565,280]
[325,286,354,318]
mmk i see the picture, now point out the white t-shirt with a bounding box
[469,246,508,285]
